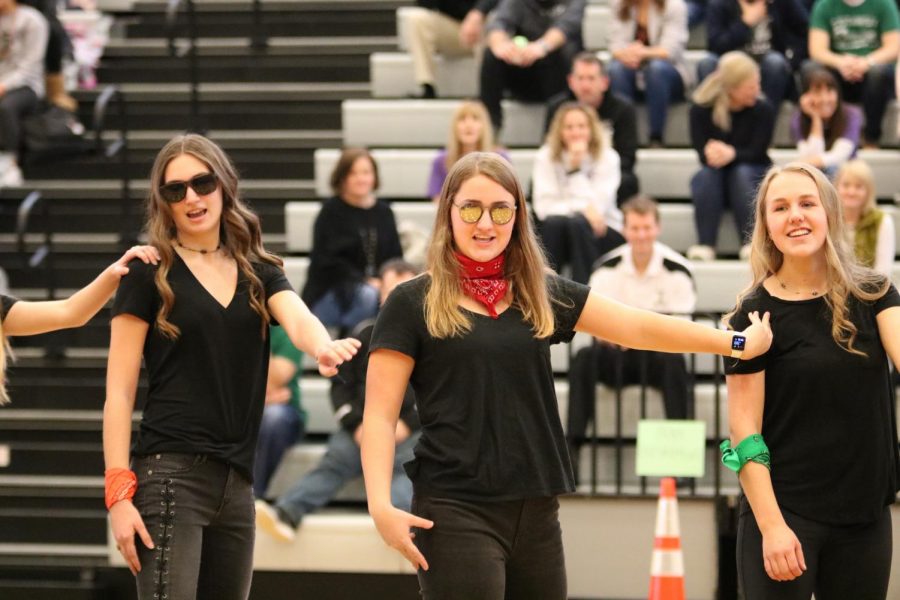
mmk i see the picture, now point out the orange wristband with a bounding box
[105,468,137,510]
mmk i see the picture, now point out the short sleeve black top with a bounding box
[369,273,590,501]
[726,285,900,525]
[111,255,293,481]
[0,295,17,321]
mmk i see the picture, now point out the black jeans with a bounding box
[737,496,892,600]
[132,453,255,600]
[0,86,38,153]
[538,214,625,284]
[412,495,566,600]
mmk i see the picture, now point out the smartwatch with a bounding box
[730,334,746,359]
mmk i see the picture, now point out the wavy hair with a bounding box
[725,163,888,356]
[545,102,605,163]
[0,327,10,405]
[444,100,496,172]
[145,134,282,339]
[425,152,555,339]
[692,51,759,132]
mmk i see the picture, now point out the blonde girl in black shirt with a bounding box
[361,152,773,600]
[725,162,900,599]
[104,134,359,600]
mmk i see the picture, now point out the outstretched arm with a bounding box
[3,246,159,336]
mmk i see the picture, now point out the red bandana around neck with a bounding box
[456,252,508,319]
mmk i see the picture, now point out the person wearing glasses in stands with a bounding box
[103,134,360,600]
[361,151,773,600]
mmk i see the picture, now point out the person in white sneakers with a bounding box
[0,0,48,187]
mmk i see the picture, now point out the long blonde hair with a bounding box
[835,158,877,216]
[425,152,555,339]
[545,102,605,162]
[692,51,759,132]
[444,100,495,171]
[146,134,282,339]
[726,163,888,355]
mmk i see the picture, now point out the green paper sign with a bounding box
[636,420,707,477]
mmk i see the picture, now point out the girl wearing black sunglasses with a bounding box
[103,134,360,600]
[361,152,773,600]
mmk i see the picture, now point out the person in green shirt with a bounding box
[253,324,306,499]
[808,0,900,147]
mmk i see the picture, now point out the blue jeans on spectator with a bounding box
[697,52,792,108]
[690,162,768,247]
[608,58,685,143]
[686,0,707,28]
[132,453,255,600]
[253,403,305,499]
[833,62,895,145]
[275,429,419,526]
[311,283,379,333]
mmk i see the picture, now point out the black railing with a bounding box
[166,0,203,132]
[91,84,136,246]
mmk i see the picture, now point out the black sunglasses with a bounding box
[159,172,218,203]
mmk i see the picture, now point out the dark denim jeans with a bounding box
[607,58,685,141]
[412,495,567,600]
[132,453,255,600]
[690,162,768,247]
[253,403,305,498]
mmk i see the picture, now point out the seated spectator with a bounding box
[428,100,507,202]
[567,195,695,478]
[405,0,499,99]
[607,0,693,147]
[698,0,809,112]
[546,52,640,205]
[688,51,774,261]
[0,0,48,187]
[480,0,586,136]
[253,324,306,500]
[835,159,895,277]
[20,0,76,110]
[808,0,899,148]
[533,102,624,283]
[791,64,861,176]
[301,148,403,334]
[255,260,422,543]
[686,0,707,29]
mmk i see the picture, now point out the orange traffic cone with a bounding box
[648,477,685,600]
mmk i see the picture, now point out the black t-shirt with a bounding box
[726,284,900,525]
[370,273,590,502]
[111,255,293,481]
[1,295,17,321]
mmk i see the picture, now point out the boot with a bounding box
[45,73,77,112]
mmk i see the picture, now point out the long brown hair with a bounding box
[0,326,10,405]
[545,102,605,163]
[444,100,495,172]
[726,163,888,355]
[425,152,555,339]
[146,134,282,339]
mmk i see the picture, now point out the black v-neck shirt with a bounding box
[726,284,900,525]
[111,255,293,481]
[370,274,590,501]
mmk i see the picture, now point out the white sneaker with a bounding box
[0,163,23,187]
[739,244,752,261]
[687,244,716,262]
[255,499,296,543]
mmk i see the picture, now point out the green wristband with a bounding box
[720,434,771,473]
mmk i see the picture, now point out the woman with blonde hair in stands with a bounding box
[688,50,774,262]
[362,151,772,600]
[104,133,359,600]
[428,100,507,202]
[0,245,159,405]
[532,101,623,283]
[724,162,899,599]
[835,159,894,278]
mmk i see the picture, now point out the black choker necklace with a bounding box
[175,239,220,254]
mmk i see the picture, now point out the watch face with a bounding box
[732,335,746,351]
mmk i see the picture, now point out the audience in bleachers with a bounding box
[480,0,586,136]
[20,0,76,111]
[546,52,639,205]
[567,195,696,480]
[835,158,895,277]
[698,0,809,112]
[253,324,306,500]
[808,0,899,148]
[428,99,507,202]
[302,148,404,335]
[533,102,624,283]
[685,0,707,29]
[0,0,48,187]
[607,0,693,148]
[791,64,861,176]
[405,0,499,99]
[256,259,421,544]
[688,51,774,261]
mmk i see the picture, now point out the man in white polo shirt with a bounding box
[567,194,697,474]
